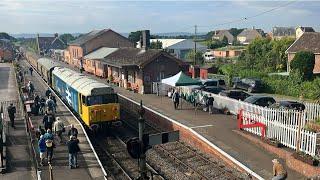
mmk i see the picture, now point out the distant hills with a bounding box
[10,32,206,39]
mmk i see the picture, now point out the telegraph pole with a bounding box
[194,25,197,65]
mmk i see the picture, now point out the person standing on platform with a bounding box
[39,96,46,115]
[43,112,54,130]
[38,135,46,166]
[29,67,33,76]
[68,124,78,138]
[67,135,80,169]
[53,117,65,143]
[272,159,287,180]
[207,94,214,114]
[46,96,55,114]
[27,81,35,97]
[172,90,180,110]
[7,103,16,128]
[45,88,52,98]
[44,129,54,164]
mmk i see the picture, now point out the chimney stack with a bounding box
[141,30,150,50]
[54,33,58,38]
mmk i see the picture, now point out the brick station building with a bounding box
[65,29,133,68]
[85,47,186,94]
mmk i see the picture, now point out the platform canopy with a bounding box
[161,71,201,87]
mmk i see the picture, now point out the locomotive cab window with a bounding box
[86,94,118,106]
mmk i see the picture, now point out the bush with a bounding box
[290,51,315,80]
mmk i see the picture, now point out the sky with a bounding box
[0,0,319,34]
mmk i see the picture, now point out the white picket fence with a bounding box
[183,89,320,156]
[241,110,320,156]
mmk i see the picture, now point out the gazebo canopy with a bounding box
[161,71,201,87]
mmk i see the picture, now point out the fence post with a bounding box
[296,111,303,152]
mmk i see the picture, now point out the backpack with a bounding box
[45,139,53,147]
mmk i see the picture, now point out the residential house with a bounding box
[286,32,320,73]
[271,27,295,40]
[295,26,315,39]
[237,28,264,45]
[212,30,234,44]
[137,39,207,61]
[36,33,66,56]
[212,46,245,58]
[65,29,134,68]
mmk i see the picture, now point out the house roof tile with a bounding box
[286,32,320,53]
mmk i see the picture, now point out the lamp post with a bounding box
[137,100,148,180]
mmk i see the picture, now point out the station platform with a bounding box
[59,62,306,179]
[18,60,105,180]
[0,63,34,180]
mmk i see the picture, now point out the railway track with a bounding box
[120,108,249,180]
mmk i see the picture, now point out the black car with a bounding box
[219,90,251,101]
[202,87,224,94]
[270,101,305,111]
[233,78,262,93]
[244,96,276,107]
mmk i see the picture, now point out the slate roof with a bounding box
[101,47,184,68]
[84,47,118,59]
[69,29,128,46]
[212,30,234,44]
[298,26,315,33]
[272,27,295,37]
[237,29,264,43]
[286,32,320,54]
[37,36,55,51]
[49,37,66,50]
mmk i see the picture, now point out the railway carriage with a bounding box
[25,51,39,69]
[52,67,120,126]
[37,57,62,85]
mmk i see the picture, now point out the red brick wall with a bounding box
[142,55,182,93]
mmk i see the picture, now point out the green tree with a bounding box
[186,50,204,65]
[221,36,229,46]
[128,31,142,43]
[0,32,16,41]
[59,33,75,44]
[150,40,162,49]
[206,39,224,49]
[290,51,315,80]
[229,28,244,37]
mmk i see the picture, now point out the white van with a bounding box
[203,52,215,61]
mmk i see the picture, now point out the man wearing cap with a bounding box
[272,159,287,180]
[53,117,65,143]
[67,136,80,169]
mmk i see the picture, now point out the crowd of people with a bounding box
[20,70,81,169]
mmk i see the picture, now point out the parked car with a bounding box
[233,78,262,93]
[201,79,226,89]
[203,87,224,94]
[203,52,215,61]
[270,101,305,111]
[219,90,251,101]
[244,95,276,107]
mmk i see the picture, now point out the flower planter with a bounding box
[292,152,319,166]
